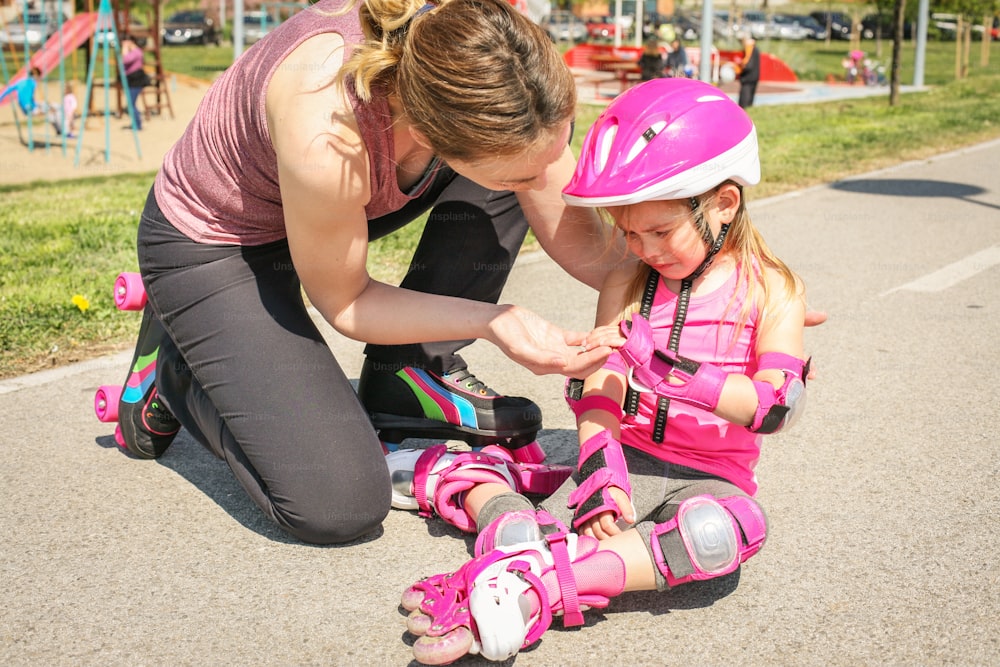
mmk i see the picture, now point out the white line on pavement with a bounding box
[881,245,1000,296]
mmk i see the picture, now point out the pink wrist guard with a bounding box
[748,352,808,433]
[567,430,633,529]
[570,395,624,422]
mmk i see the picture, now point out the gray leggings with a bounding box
[482,447,757,592]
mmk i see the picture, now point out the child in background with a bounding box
[48,81,78,137]
[389,78,811,665]
[0,67,43,115]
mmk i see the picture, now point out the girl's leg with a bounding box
[137,190,390,544]
[400,456,767,662]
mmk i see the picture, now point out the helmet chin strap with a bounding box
[665,202,730,353]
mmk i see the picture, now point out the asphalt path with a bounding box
[2,138,999,666]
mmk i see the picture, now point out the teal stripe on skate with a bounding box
[122,374,155,404]
[400,368,478,428]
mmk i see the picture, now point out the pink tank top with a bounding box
[154,0,423,245]
[607,268,763,495]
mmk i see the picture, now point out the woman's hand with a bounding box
[486,305,613,378]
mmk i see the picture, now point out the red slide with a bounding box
[0,12,98,107]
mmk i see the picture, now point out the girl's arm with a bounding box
[715,267,807,427]
[614,266,807,428]
[570,263,639,539]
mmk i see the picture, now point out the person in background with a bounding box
[664,38,690,78]
[637,36,665,81]
[48,80,78,137]
[0,67,44,115]
[120,37,150,130]
[737,35,760,108]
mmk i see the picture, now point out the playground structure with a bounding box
[1,0,174,164]
[563,42,798,100]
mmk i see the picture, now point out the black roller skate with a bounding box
[94,272,181,459]
[357,359,547,463]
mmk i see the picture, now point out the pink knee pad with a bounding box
[648,495,767,587]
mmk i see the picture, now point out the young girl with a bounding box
[388,78,810,665]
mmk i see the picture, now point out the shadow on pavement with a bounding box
[832,178,1000,211]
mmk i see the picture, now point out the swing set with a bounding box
[0,0,171,165]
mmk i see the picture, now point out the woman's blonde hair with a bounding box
[616,186,803,346]
[338,0,576,161]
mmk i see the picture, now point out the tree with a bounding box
[889,0,905,105]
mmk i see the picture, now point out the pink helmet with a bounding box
[563,78,760,207]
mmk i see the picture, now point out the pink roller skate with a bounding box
[400,510,625,665]
[386,445,572,532]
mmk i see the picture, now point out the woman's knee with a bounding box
[277,496,391,545]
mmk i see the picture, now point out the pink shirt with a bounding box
[154,0,424,245]
[608,268,763,495]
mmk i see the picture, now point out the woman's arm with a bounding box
[516,145,627,291]
[267,36,610,377]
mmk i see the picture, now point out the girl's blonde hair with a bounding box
[617,185,803,346]
[338,0,577,161]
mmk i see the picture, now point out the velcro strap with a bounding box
[757,351,806,379]
[413,444,449,516]
[570,395,624,421]
[567,430,631,529]
[544,530,584,627]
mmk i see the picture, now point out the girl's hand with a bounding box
[576,486,635,540]
[582,324,626,351]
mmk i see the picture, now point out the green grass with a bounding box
[1,39,999,378]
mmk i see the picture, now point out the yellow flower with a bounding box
[72,294,90,312]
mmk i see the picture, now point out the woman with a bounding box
[112,0,616,544]
[120,37,150,130]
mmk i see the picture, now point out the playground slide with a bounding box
[0,12,98,107]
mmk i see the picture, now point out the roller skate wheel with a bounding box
[113,272,147,311]
[94,385,122,422]
[113,424,127,450]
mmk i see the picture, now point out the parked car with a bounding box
[713,11,740,39]
[860,13,913,40]
[770,14,812,40]
[542,10,586,43]
[95,13,150,48]
[242,10,275,44]
[810,11,853,40]
[785,14,827,40]
[0,11,67,47]
[585,16,619,40]
[741,10,778,40]
[670,13,700,41]
[162,10,220,46]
